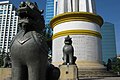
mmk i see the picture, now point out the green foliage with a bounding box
[111,58,120,73]
[0,54,3,67]
[43,24,53,51]
[0,51,5,67]
[44,24,53,40]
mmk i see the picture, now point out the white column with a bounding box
[92,0,96,14]
[57,0,60,14]
[72,0,79,12]
[64,0,68,12]
[76,0,79,11]
[57,0,64,14]
[68,0,72,12]
[72,0,76,12]
[55,0,97,15]
[79,0,87,12]
[88,0,96,14]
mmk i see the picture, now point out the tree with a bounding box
[44,24,53,39]
[111,58,120,74]
[43,24,53,52]
[0,51,4,67]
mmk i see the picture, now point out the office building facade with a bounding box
[0,1,18,53]
[45,0,54,25]
[101,22,117,62]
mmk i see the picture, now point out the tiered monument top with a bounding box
[54,0,96,16]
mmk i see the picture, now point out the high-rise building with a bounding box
[101,22,117,62]
[0,1,18,54]
[44,0,54,52]
[45,0,54,25]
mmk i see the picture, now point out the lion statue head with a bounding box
[17,1,45,32]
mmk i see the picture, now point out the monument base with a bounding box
[0,68,11,80]
[78,69,118,78]
[59,65,78,80]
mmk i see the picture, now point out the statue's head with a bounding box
[18,1,45,31]
[64,35,72,45]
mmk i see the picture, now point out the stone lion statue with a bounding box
[10,1,49,80]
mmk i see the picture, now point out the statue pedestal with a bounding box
[0,68,11,80]
[59,65,78,80]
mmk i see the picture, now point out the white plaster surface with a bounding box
[53,21,101,34]
[52,35,102,64]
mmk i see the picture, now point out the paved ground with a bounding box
[79,77,120,80]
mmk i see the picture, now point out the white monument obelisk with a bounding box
[51,0,105,70]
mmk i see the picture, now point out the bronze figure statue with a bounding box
[10,1,49,80]
[63,35,76,65]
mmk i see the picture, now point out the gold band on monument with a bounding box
[52,30,102,39]
[50,12,103,28]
